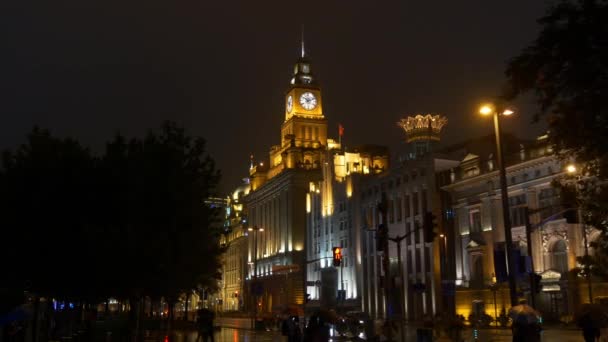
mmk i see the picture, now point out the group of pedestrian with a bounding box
[281,313,330,342]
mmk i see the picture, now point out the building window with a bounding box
[471,255,484,288]
[422,189,428,214]
[539,187,560,219]
[396,197,403,222]
[509,194,527,227]
[469,208,482,233]
[551,239,569,274]
[404,195,411,218]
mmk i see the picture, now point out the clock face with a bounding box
[286,95,293,113]
[299,92,317,110]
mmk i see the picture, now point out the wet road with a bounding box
[145,328,283,342]
[153,326,587,342]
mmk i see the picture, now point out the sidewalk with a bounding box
[432,326,585,342]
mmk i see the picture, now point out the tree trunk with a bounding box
[184,294,190,321]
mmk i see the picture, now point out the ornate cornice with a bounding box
[397,114,448,143]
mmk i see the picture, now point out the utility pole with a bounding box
[493,110,519,307]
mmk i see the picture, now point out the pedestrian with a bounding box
[303,315,329,342]
[196,309,215,342]
[580,318,600,342]
[511,320,541,342]
[286,315,302,342]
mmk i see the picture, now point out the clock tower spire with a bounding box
[301,25,305,58]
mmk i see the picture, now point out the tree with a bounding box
[1,127,98,299]
[505,0,608,165]
[2,122,223,310]
[505,0,608,274]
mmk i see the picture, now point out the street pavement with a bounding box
[144,326,588,342]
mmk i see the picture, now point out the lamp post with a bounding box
[489,274,499,327]
[479,103,518,307]
[248,226,264,330]
[566,164,593,304]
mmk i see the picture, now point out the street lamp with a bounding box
[489,274,499,327]
[248,226,264,330]
[566,164,593,303]
[479,102,519,307]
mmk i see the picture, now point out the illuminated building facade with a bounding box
[243,43,328,313]
[305,144,388,310]
[219,182,250,311]
[439,134,602,322]
[357,114,451,320]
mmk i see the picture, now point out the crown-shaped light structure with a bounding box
[397,114,448,143]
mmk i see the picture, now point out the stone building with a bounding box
[357,114,453,321]
[305,144,388,311]
[219,182,250,311]
[439,134,602,322]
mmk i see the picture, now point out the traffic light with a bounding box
[376,224,388,251]
[332,247,342,267]
[423,212,437,243]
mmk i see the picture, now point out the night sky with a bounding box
[1,1,551,193]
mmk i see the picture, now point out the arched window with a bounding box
[551,239,569,274]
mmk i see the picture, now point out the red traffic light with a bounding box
[332,247,342,267]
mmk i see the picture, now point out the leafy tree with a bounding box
[2,122,223,311]
[1,127,97,299]
[505,0,608,274]
[98,122,223,302]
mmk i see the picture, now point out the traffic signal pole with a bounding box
[389,235,407,342]
[524,207,536,309]
[378,194,392,342]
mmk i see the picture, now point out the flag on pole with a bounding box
[339,124,344,137]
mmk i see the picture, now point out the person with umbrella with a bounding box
[576,304,608,342]
[509,300,541,342]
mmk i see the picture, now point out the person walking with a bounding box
[196,309,215,342]
[580,318,600,342]
[286,316,302,342]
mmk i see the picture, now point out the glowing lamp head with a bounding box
[502,108,515,116]
[258,228,264,232]
[566,164,577,174]
[479,104,494,116]
[248,227,253,231]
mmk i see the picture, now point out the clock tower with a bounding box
[280,42,327,154]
